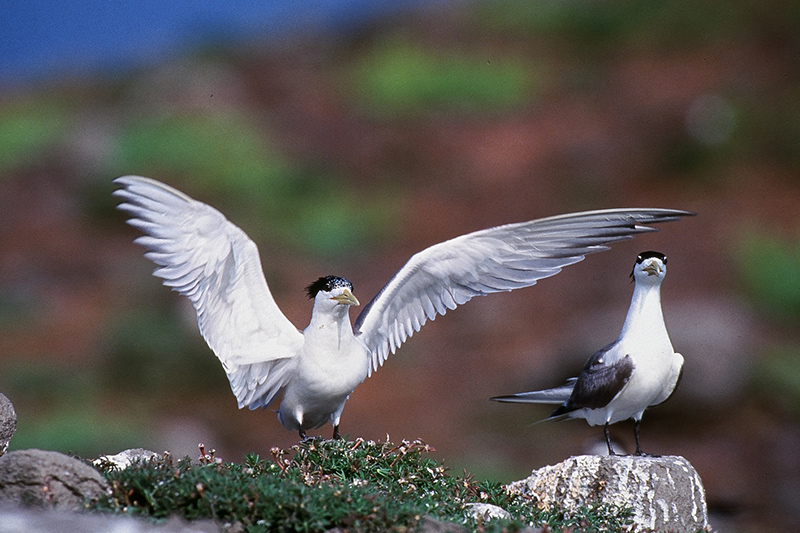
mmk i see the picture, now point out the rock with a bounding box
[463,502,512,521]
[0,394,16,456]
[0,506,219,532]
[507,455,708,533]
[0,449,109,510]
[94,448,161,470]
[414,516,467,532]
[327,517,468,533]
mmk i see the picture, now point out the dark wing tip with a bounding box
[489,395,514,402]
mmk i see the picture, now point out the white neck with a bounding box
[618,281,669,345]
[306,303,353,351]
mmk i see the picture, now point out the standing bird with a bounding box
[113,176,691,440]
[492,251,683,456]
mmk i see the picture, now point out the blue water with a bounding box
[1,0,426,87]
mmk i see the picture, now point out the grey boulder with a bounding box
[0,449,109,510]
[0,507,219,532]
[0,394,16,457]
[507,454,708,532]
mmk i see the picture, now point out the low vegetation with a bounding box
[92,438,632,532]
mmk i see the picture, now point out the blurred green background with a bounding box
[2,0,800,530]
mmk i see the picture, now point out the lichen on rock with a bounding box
[507,454,708,532]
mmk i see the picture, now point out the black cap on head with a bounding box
[636,251,667,264]
[306,276,354,299]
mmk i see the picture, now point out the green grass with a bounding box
[351,37,536,117]
[476,0,783,50]
[99,309,222,394]
[10,407,146,458]
[735,229,800,319]
[93,438,633,532]
[111,112,294,205]
[753,345,800,418]
[0,97,73,173]
[0,361,150,457]
[110,111,400,255]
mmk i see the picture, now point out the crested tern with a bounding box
[113,176,691,440]
[492,251,683,455]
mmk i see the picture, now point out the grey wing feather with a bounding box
[225,358,298,410]
[490,379,576,404]
[552,345,635,415]
[354,208,692,374]
[113,176,304,409]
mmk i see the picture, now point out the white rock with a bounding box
[94,448,161,470]
[464,502,511,521]
[507,455,708,532]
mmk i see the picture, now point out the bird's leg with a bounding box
[633,419,658,456]
[604,423,617,455]
[332,425,342,440]
[634,419,644,456]
[299,429,308,441]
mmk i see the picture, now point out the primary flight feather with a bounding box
[113,175,692,439]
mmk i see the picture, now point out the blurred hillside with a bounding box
[2,0,800,530]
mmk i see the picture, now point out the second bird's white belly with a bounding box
[583,344,682,426]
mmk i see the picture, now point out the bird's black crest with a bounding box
[306,276,353,299]
[631,251,667,279]
[636,251,667,264]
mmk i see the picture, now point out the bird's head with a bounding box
[630,251,667,285]
[306,276,360,310]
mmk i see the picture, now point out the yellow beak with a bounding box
[643,262,662,276]
[331,288,360,306]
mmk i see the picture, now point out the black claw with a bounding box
[332,425,342,440]
[299,429,308,441]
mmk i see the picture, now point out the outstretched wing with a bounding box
[113,176,304,409]
[354,208,692,374]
